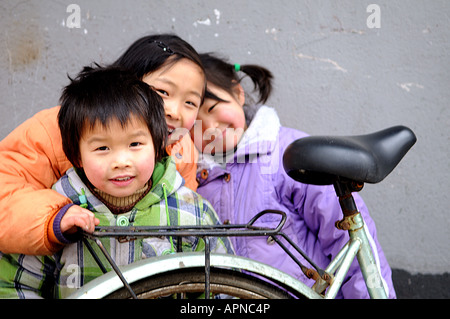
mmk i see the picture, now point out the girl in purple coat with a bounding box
[190,53,396,299]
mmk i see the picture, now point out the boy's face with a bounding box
[79,116,155,198]
[142,58,205,146]
[191,81,246,155]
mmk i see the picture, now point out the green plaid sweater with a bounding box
[0,157,234,298]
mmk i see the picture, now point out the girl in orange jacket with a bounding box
[0,34,203,255]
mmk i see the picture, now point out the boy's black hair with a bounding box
[58,65,167,168]
[199,52,273,106]
[112,33,206,103]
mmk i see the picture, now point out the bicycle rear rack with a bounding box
[82,210,331,299]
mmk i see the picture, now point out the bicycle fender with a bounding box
[66,252,322,299]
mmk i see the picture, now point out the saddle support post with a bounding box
[333,178,388,299]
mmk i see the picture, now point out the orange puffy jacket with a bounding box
[0,106,198,255]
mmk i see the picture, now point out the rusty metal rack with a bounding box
[82,210,328,299]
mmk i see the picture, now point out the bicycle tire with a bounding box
[104,267,297,299]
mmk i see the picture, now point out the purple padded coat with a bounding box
[196,106,396,299]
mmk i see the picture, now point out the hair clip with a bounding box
[234,64,241,72]
[149,40,174,55]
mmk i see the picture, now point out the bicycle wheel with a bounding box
[105,267,297,299]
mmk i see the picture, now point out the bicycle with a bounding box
[67,125,416,299]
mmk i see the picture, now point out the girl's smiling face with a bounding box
[192,81,247,155]
[142,58,205,146]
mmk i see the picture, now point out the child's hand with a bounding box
[60,205,100,235]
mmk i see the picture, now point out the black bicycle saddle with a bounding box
[283,126,417,185]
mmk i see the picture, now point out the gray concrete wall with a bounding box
[1,0,448,275]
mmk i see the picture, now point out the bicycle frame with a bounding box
[328,178,388,299]
[73,206,388,299]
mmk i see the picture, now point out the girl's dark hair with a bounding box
[58,65,167,168]
[199,53,273,106]
[112,33,206,101]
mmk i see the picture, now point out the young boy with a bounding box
[0,34,203,256]
[0,66,233,299]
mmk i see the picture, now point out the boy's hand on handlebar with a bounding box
[60,205,100,235]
